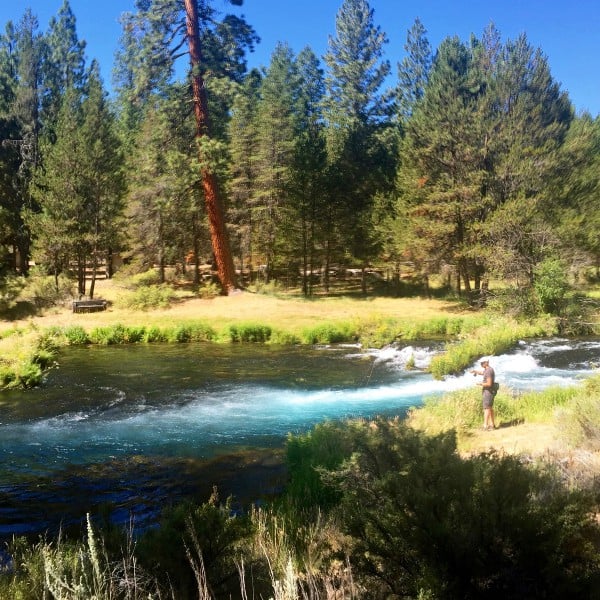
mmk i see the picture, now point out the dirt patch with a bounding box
[459,422,561,456]
[459,421,600,489]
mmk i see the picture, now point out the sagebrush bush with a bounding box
[315,418,600,599]
[555,374,600,450]
[120,285,175,310]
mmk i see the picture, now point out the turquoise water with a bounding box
[1,338,598,538]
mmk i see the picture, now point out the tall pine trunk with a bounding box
[184,0,237,294]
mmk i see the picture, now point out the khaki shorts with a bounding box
[482,390,494,409]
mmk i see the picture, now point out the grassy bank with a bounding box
[408,371,600,458]
[0,275,595,389]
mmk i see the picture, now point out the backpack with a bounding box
[491,382,500,396]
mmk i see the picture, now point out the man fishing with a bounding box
[471,357,496,431]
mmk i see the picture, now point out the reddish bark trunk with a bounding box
[184,0,237,294]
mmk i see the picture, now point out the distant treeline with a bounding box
[0,0,598,299]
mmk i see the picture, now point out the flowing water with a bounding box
[1,337,599,540]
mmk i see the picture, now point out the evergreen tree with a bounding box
[27,87,82,289]
[323,0,395,294]
[552,114,600,277]
[228,69,262,280]
[126,92,199,283]
[396,17,432,122]
[3,10,46,274]
[29,67,124,297]
[399,36,487,295]
[252,42,299,283]
[398,29,573,297]
[42,0,87,125]
[289,47,328,296]
[114,0,257,293]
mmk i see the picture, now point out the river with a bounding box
[1,337,599,540]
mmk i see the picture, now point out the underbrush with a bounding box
[116,284,176,310]
[555,374,600,450]
[3,417,599,599]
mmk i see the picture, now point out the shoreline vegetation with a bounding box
[1,281,600,598]
[0,279,563,389]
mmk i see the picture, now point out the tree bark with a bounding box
[183,0,237,294]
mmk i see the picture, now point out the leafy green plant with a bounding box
[196,281,220,298]
[62,325,90,345]
[121,285,175,310]
[301,322,356,345]
[142,325,168,343]
[165,322,216,343]
[228,323,272,343]
[534,258,570,314]
[88,324,142,345]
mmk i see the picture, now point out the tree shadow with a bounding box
[0,301,39,321]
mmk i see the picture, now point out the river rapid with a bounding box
[1,337,599,540]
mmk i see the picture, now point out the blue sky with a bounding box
[2,0,599,115]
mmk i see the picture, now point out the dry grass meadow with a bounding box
[0,277,464,335]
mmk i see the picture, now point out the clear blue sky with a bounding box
[2,0,599,115]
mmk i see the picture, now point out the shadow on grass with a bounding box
[0,301,39,321]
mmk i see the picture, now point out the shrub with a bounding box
[88,324,145,345]
[487,286,541,319]
[142,325,168,343]
[121,285,175,310]
[19,271,75,309]
[534,257,570,314]
[128,269,162,288]
[556,374,600,450]
[269,329,301,345]
[228,323,272,343]
[165,322,216,343]
[0,273,25,312]
[301,322,356,345]
[62,325,90,345]
[196,281,220,299]
[136,494,254,599]
[318,418,600,599]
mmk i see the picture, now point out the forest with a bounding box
[1,3,600,598]
[0,0,598,306]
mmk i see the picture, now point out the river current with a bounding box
[1,337,599,539]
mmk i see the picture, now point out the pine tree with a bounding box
[399,36,487,295]
[29,65,124,297]
[115,0,257,294]
[396,17,432,122]
[228,69,262,280]
[323,0,395,294]
[289,47,327,296]
[43,0,87,124]
[252,42,299,283]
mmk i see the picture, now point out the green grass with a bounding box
[408,374,598,446]
[428,315,558,379]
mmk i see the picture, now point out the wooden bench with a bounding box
[72,299,107,313]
